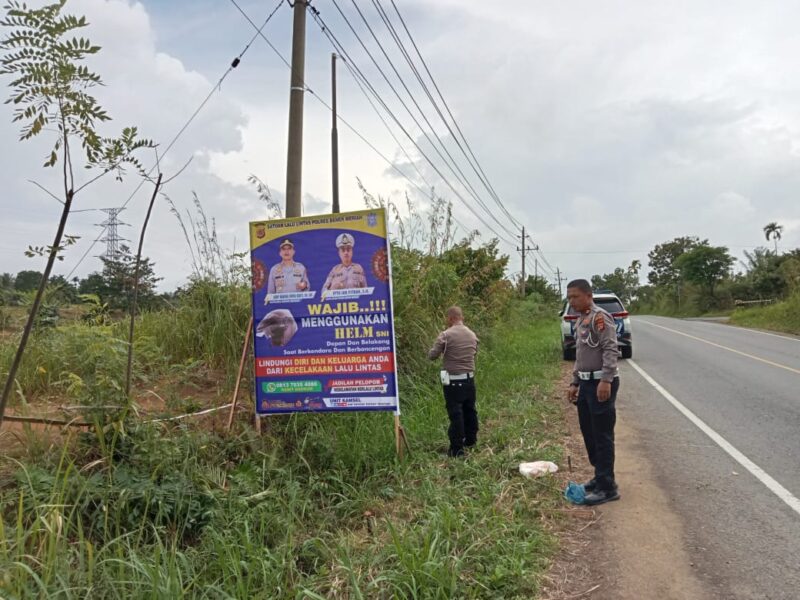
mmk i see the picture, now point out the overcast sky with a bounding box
[2,0,799,290]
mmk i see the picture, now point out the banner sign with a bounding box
[250,208,399,414]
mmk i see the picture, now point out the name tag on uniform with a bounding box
[440,370,450,385]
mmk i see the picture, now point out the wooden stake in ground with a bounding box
[394,414,402,458]
[227,316,254,431]
[394,414,410,459]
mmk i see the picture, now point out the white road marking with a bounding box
[637,319,800,376]
[725,325,800,343]
[628,359,800,517]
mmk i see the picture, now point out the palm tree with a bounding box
[763,222,783,254]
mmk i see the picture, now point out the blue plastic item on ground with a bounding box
[564,481,586,504]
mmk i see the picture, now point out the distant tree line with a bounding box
[1,246,162,319]
[591,223,800,314]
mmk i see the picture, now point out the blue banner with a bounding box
[250,209,399,414]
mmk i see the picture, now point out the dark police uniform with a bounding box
[428,323,479,457]
[572,303,619,492]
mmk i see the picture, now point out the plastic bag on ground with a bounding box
[564,481,586,504]
[518,461,559,478]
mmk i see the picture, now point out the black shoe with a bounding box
[448,448,465,458]
[583,488,620,506]
[583,478,597,492]
[464,440,477,449]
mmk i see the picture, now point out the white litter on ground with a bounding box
[518,461,559,478]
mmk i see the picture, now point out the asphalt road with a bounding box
[618,316,800,599]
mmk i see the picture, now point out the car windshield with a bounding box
[566,298,625,315]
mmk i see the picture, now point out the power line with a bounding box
[64,0,285,279]
[376,0,522,230]
[345,0,517,239]
[378,0,569,271]
[222,2,478,241]
[307,5,517,246]
[317,1,517,241]
[335,54,477,236]
[337,57,433,198]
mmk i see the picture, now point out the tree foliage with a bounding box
[522,275,561,304]
[1,0,150,176]
[674,245,734,297]
[646,236,706,286]
[13,269,42,292]
[591,265,640,303]
[763,222,783,254]
[79,246,162,311]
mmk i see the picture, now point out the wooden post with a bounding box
[226,316,254,431]
[394,414,402,459]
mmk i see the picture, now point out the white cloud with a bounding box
[2,0,800,290]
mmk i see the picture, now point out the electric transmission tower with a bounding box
[96,208,129,261]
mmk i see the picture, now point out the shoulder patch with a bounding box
[594,312,606,331]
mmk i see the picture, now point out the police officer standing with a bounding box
[566,279,620,505]
[267,238,310,295]
[322,233,368,291]
[428,306,479,457]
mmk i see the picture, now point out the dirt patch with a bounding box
[541,367,713,600]
[1,367,241,458]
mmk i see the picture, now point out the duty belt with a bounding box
[449,372,474,380]
[577,370,617,381]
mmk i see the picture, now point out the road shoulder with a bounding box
[542,369,714,600]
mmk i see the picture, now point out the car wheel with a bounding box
[563,347,576,361]
[621,346,632,359]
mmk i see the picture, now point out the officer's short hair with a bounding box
[566,279,592,294]
[446,306,463,321]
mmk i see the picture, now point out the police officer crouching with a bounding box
[428,306,479,457]
[566,279,621,505]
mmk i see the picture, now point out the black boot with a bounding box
[583,487,620,506]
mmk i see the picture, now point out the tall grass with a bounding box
[1,302,563,598]
[729,291,800,335]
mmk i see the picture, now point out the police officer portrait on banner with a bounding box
[566,279,621,506]
[428,306,479,458]
[267,238,310,295]
[322,232,368,291]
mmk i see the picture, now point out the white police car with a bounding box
[560,291,633,361]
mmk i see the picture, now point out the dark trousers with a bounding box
[443,378,478,456]
[576,378,619,490]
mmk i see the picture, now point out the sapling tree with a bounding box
[0,0,153,426]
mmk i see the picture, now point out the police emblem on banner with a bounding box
[249,208,399,416]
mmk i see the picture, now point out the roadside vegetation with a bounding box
[1,295,562,598]
[588,230,800,324]
[0,205,565,597]
[729,291,800,335]
[1,92,565,600]
[0,4,568,596]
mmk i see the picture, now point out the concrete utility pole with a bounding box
[517,227,537,297]
[556,267,566,297]
[285,0,307,218]
[331,53,340,213]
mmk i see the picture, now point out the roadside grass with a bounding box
[0,306,563,599]
[729,292,800,335]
